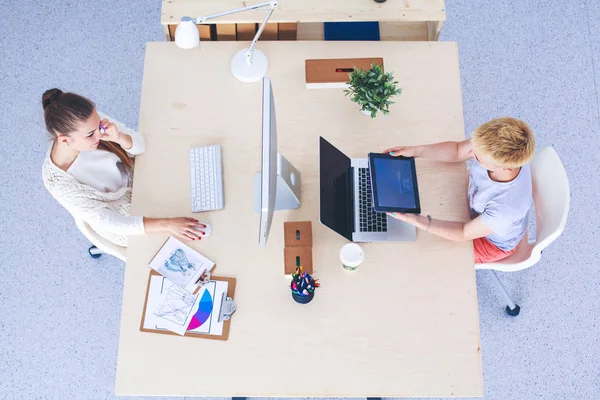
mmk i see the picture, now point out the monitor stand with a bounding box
[253,153,301,211]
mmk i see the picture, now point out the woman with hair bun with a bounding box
[41,89,207,248]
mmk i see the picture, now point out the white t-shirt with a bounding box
[66,136,146,235]
[68,149,130,193]
[467,159,533,251]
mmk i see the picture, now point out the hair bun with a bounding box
[42,88,64,110]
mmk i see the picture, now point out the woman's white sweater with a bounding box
[41,112,146,247]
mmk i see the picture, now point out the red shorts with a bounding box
[473,237,516,264]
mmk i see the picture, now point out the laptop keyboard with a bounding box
[358,168,388,233]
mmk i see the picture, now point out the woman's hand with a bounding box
[99,119,122,143]
[383,145,422,158]
[163,217,207,241]
[387,212,416,224]
[100,118,133,150]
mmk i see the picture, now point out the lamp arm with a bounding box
[193,1,273,23]
[245,2,277,65]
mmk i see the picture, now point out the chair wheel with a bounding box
[506,304,521,316]
[88,246,102,259]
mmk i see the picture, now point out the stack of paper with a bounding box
[145,237,228,336]
[145,276,229,336]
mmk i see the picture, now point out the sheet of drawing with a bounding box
[153,279,199,335]
[149,237,212,291]
[186,281,228,336]
[142,275,166,330]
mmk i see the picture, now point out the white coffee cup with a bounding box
[340,243,365,271]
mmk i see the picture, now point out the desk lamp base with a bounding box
[231,49,268,82]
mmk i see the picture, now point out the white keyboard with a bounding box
[189,145,224,212]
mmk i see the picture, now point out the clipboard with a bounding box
[139,270,237,341]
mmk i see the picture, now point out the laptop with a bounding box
[319,137,417,242]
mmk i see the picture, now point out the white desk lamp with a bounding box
[174,0,278,83]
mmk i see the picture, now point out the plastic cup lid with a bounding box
[340,243,365,267]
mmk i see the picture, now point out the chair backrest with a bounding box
[475,147,570,271]
[530,147,570,251]
[75,218,127,261]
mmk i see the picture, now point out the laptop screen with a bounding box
[319,137,353,241]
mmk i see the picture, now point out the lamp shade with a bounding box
[175,17,200,49]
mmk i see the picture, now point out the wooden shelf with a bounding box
[162,0,445,42]
[166,21,442,42]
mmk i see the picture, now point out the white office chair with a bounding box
[475,147,570,316]
[75,218,127,262]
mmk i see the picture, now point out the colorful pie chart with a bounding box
[187,289,213,331]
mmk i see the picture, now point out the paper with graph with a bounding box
[185,280,228,336]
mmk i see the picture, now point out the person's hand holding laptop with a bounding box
[377,145,423,224]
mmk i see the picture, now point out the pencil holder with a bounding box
[290,282,315,304]
[290,266,319,304]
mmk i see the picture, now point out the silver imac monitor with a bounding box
[254,77,302,247]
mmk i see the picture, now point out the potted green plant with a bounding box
[344,63,401,118]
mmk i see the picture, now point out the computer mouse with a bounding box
[195,223,211,238]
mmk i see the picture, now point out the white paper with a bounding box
[149,237,214,293]
[142,276,190,335]
[142,276,165,330]
[153,281,199,335]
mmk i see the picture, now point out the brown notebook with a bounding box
[305,58,384,89]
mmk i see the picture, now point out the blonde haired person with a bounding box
[385,117,535,263]
[41,89,207,247]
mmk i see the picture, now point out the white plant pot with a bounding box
[361,109,380,117]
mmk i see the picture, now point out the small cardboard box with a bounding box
[284,247,313,275]
[284,221,312,247]
[305,57,384,89]
[283,221,313,275]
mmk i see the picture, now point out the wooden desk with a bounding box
[115,41,483,397]
[161,0,446,42]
